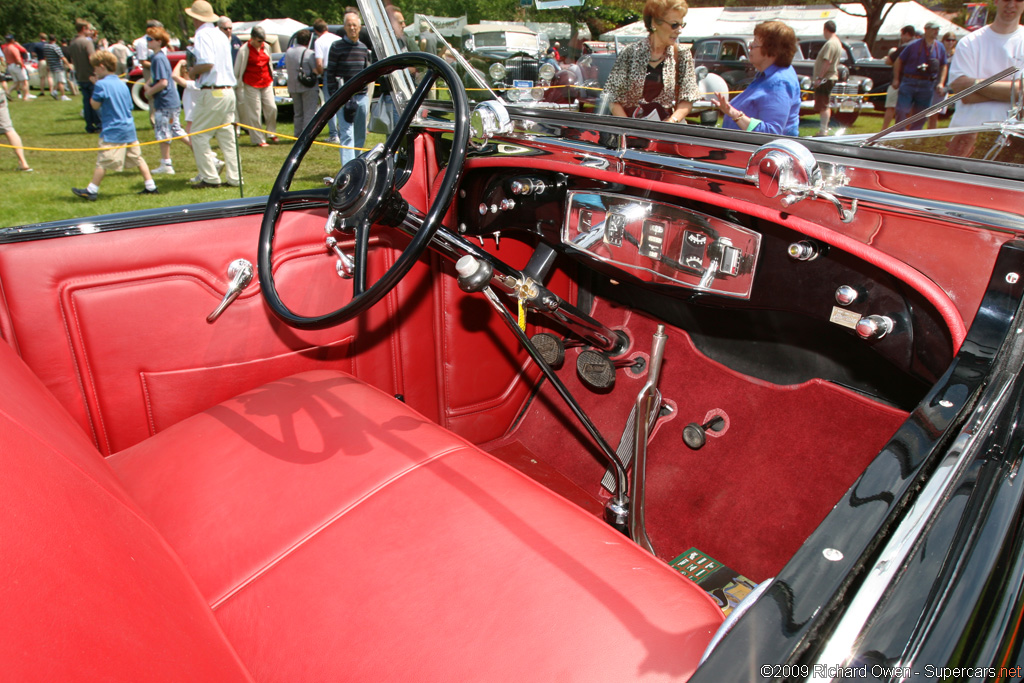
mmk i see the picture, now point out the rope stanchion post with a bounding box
[233,122,244,198]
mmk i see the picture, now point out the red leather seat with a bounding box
[0,340,724,681]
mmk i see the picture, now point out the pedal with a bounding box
[577,349,616,390]
[531,332,565,368]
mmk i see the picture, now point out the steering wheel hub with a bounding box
[329,158,374,216]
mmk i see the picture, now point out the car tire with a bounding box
[131,79,149,112]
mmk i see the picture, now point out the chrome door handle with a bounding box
[206,259,254,323]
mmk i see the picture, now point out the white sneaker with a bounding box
[215,159,226,172]
[152,164,175,175]
[190,174,202,183]
[60,95,72,101]
[326,135,340,144]
[24,94,37,100]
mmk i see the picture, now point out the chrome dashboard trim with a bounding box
[468,129,1024,236]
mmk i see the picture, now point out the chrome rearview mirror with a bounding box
[746,139,857,224]
[471,101,513,146]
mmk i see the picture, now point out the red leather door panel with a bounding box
[0,210,441,454]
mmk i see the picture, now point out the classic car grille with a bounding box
[833,82,859,96]
[505,57,540,83]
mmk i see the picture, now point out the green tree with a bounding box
[1,0,129,43]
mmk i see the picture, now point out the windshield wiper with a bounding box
[863,66,1019,147]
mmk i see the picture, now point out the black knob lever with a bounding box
[682,416,725,450]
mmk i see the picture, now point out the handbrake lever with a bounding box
[456,255,632,532]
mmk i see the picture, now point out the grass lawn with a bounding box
[0,93,384,229]
[0,94,943,230]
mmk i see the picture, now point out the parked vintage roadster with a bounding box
[3,1,1024,680]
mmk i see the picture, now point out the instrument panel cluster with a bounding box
[457,171,761,299]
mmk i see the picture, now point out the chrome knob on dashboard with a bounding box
[835,285,859,305]
[788,240,820,261]
[855,315,893,340]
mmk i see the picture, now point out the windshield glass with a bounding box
[374,0,1024,170]
[474,31,539,51]
[849,41,873,61]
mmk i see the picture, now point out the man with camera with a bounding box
[892,20,948,129]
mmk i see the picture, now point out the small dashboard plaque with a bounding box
[830,306,861,329]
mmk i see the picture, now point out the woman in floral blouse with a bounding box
[604,0,699,123]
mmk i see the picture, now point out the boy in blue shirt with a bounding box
[143,27,189,175]
[72,50,158,200]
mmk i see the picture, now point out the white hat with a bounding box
[184,0,219,23]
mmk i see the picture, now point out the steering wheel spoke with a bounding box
[350,216,373,296]
[258,53,470,330]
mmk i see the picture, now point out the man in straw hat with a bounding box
[184,0,240,188]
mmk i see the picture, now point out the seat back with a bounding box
[0,341,252,682]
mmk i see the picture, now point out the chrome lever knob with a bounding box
[206,259,254,323]
[326,236,354,279]
[855,314,894,340]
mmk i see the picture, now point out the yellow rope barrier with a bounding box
[0,122,371,154]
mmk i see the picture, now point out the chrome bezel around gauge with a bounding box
[561,191,761,299]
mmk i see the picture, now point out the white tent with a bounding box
[600,2,965,46]
[233,18,308,52]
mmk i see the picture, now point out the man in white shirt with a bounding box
[946,0,1024,156]
[313,18,341,143]
[185,0,240,187]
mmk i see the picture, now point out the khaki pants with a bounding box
[189,88,239,185]
[237,83,277,145]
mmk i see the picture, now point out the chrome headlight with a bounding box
[489,62,506,82]
[464,37,475,52]
[539,63,556,82]
[800,76,813,91]
[859,78,873,94]
[275,73,287,87]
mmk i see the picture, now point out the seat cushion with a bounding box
[111,370,724,681]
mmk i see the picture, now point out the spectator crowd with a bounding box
[1,0,1022,187]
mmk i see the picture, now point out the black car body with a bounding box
[4,1,1024,680]
[801,38,892,96]
[459,23,551,95]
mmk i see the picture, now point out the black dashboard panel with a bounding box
[455,168,955,402]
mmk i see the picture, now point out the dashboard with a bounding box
[454,167,955,406]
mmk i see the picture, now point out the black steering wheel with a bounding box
[258,53,470,329]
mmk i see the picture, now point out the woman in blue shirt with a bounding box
[711,21,801,136]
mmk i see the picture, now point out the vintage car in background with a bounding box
[4,0,1024,680]
[800,37,892,97]
[459,23,553,94]
[692,35,870,126]
[127,49,187,110]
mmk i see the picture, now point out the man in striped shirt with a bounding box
[326,9,370,165]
